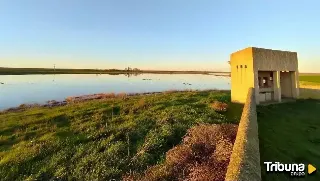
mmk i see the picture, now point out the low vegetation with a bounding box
[0,90,242,181]
[299,75,320,100]
[124,124,238,181]
[299,87,320,99]
[210,101,229,113]
[258,99,320,181]
[299,75,320,84]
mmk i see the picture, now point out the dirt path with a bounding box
[300,81,320,90]
[299,81,320,99]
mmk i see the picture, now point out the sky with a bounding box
[0,0,319,72]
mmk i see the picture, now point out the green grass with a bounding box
[299,88,320,99]
[258,99,320,181]
[299,75,320,84]
[0,90,242,181]
[299,75,320,99]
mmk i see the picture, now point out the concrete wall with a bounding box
[280,72,292,97]
[253,47,298,71]
[230,48,254,103]
[291,71,300,98]
[225,88,261,181]
[254,69,260,104]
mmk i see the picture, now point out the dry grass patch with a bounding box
[210,101,228,112]
[116,92,127,99]
[126,124,238,181]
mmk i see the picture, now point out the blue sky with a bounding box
[0,0,319,72]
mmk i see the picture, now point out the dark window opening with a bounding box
[258,77,262,87]
[269,72,273,81]
[263,77,270,88]
[259,76,272,88]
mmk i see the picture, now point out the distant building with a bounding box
[230,47,299,105]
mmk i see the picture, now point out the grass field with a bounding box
[299,87,320,100]
[258,99,320,181]
[299,75,320,99]
[300,75,320,84]
[0,90,242,181]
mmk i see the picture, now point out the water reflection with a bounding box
[0,73,230,110]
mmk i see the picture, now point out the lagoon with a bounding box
[0,73,230,110]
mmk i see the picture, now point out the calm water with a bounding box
[0,74,230,110]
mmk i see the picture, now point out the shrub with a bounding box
[117,92,127,99]
[166,144,192,168]
[123,164,172,181]
[141,164,172,181]
[183,124,223,146]
[212,139,234,162]
[18,104,27,108]
[131,98,149,113]
[101,92,116,99]
[136,124,238,181]
[65,96,74,103]
[187,164,220,181]
[164,89,178,94]
[137,99,147,108]
[217,124,238,143]
[210,101,228,112]
[93,94,104,99]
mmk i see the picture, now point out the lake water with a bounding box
[0,73,230,110]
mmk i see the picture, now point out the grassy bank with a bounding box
[258,99,320,181]
[0,90,242,181]
[0,67,228,75]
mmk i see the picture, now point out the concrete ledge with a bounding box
[225,88,261,181]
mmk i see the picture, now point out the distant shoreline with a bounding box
[0,89,227,113]
[0,67,318,76]
[0,67,230,75]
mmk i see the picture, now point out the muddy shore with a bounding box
[1,89,222,113]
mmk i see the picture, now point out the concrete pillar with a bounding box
[296,71,300,98]
[273,71,281,102]
[291,71,299,98]
[254,70,260,105]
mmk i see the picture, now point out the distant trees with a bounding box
[102,67,141,72]
[106,69,120,71]
[124,67,140,72]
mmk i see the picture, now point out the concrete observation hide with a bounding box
[230,47,299,105]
